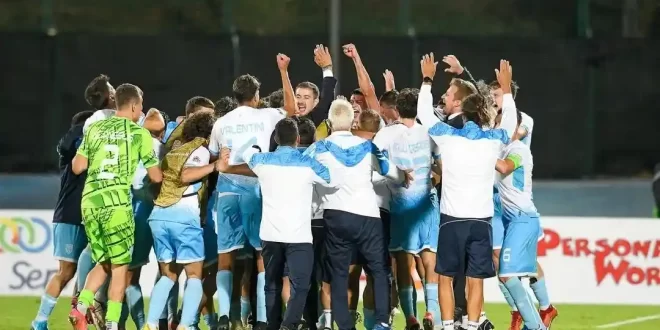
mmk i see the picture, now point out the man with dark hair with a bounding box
[295,117,317,147]
[379,90,399,124]
[215,96,239,118]
[70,83,163,330]
[209,54,296,330]
[186,96,216,117]
[267,89,285,109]
[82,75,117,131]
[217,118,335,330]
[31,110,94,330]
[350,89,367,110]
[373,87,443,330]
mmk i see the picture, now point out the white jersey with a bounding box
[208,105,286,190]
[497,140,538,217]
[373,122,439,212]
[520,112,534,147]
[132,137,164,193]
[83,109,116,133]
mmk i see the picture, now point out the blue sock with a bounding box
[425,283,440,325]
[180,278,203,326]
[76,247,94,290]
[240,296,252,322]
[498,282,518,311]
[216,270,233,317]
[147,277,176,325]
[126,284,146,328]
[204,312,218,328]
[167,282,180,322]
[363,308,375,330]
[504,277,543,330]
[398,286,415,319]
[34,294,57,322]
[256,272,267,323]
[530,277,551,310]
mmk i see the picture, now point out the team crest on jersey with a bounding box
[65,244,73,254]
[192,156,200,163]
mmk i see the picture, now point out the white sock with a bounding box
[467,321,479,330]
[442,320,454,330]
[462,315,468,325]
[323,310,332,328]
[479,311,487,324]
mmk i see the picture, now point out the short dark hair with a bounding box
[352,89,364,96]
[115,83,143,108]
[84,74,112,110]
[267,89,284,108]
[71,110,94,127]
[185,96,215,116]
[450,78,477,101]
[358,108,381,133]
[182,110,216,142]
[159,110,170,124]
[379,90,399,107]
[274,118,299,146]
[215,96,238,118]
[296,82,320,99]
[233,74,261,103]
[396,88,419,119]
[295,117,316,146]
[488,80,520,99]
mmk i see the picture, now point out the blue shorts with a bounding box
[149,205,205,264]
[131,195,155,269]
[389,193,440,254]
[498,212,541,277]
[204,192,219,267]
[52,223,87,263]
[215,191,263,253]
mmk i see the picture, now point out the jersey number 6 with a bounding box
[99,144,119,180]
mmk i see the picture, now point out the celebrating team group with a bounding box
[31,43,558,330]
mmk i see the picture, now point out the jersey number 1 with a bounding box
[99,144,119,180]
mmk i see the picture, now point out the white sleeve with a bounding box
[83,109,115,133]
[520,112,534,146]
[431,137,441,160]
[499,94,517,142]
[208,120,223,156]
[184,147,211,167]
[265,107,287,126]
[416,84,441,128]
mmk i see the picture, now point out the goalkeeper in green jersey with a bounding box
[70,83,163,330]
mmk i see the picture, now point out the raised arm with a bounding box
[310,44,337,126]
[343,44,380,111]
[417,53,441,127]
[276,54,296,117]
[495,60,517,140]
[443,55,478,86]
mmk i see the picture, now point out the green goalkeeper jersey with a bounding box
[77,116,158,209]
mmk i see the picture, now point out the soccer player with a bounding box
[144,110,217,330]
[373,88,442,330]
[120,108,167,330]
[82,74,118,131]
[489,82,557,329]
[69,83,162,330]
[209,54,296,330]
[416,55,517,330]
[494,110,547,330]
[31,110,94,330]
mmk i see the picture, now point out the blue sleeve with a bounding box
[162,121,178,143]
[370,142,390,176]
[309,158,331,184]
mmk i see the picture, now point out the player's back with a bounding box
[81,116,154,209]
[374,123,436,211]
[209,105,286,193]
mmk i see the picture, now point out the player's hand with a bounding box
[342,44,359,59]
[383,70,395,92]
[314,44,332,68]
[216,147,231,172]
[276,53,290,71]
[420,53,438,79]
[495,59,513,94]
[442,55,464,75]
[401,169,414,188]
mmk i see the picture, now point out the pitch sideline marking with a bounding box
[596,314,660,329]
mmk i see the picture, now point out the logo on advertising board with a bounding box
[0,216,51,254]
[538,227,660,286]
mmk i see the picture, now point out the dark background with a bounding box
[1,0,659,178]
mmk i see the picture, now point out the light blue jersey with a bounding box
[373,122,440,253]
